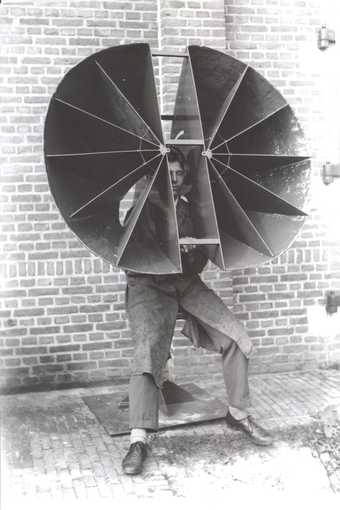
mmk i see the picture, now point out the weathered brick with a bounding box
[0,348,14,357]
[96,321,126,331]
[79,304,111,313]
[268,328,294,336]
[47,306,78,315]
[82,341,112,351]
[63,324,93,333]
[252,310,279,319]
[32,364,64,374]
[50,344,81,353]
[13,307,45,317]
[98,359,129,368]
[16,346,47,355]
[2,328,27,337]
[56,354,72,362]
[29,326,60,335]
[239,294,266,302]
[66,362,97,371]
[281,274,308,282]
[62,286,93,295]
[268,292,295,300]
[1,367,30,376]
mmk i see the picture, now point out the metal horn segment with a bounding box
[44,43,311,274]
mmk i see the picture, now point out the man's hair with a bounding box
[167,147,187,170]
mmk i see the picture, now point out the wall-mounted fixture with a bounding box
[318,25,336,51]
[326,291,340,314]
[322,162,340,185]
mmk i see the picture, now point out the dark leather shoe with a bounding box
[122,441,148,475]
[225,412,274,446]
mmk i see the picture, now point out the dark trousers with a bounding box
[129,322,250,431]
[126,274,252,431]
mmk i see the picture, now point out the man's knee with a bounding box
[219,339,236,357]
[130,372,158,390]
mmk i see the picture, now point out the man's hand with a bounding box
[179,241,208,274]
[179,237,201,253]
[180,244,197,253]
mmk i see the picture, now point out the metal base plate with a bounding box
[82,381,226,436]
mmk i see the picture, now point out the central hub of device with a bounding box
[202,149,212,159]
[159,145,170,156]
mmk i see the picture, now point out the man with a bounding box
[122,148,273,475]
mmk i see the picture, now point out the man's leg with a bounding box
[179,278,273,445]
[123,276,178,474]
[222,341,250,419]
[194,320,273,446]
[179,276,253,358]
[129,373,159,431]
[122,373,159,475]
[196,321,250,418]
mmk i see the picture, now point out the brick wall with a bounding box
[1,0,339,393]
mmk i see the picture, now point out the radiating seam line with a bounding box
[69,153,162,218]
[54,97,159,147]
[117,155,165,263]
[209,159,275,256]
[47,149,159,157]
[211,156,307,216]
[95,60,161,145]
[209,65,249,151]
[223,103,289,144]
[214,153,311,158]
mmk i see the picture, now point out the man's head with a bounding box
[167,148,188,199]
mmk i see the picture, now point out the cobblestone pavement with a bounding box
[1,369,340,508]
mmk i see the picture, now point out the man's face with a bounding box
[169,160,185,198]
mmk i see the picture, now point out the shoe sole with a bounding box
[122,465,143,475]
